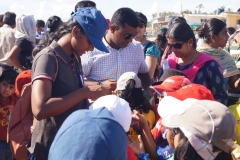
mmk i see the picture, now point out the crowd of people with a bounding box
[0,0,240,160]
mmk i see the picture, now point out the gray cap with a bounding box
[159,96,237,153]
[117,72,142,90]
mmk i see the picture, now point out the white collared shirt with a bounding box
[81,38,149,81]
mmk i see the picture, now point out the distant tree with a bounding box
[158,11,167,17]
[201,12,208,14]
[210,9,217,15]
[220,6,225,12]
[196,4,204,13]
[152,13,157,19]
[158,12,162,17]
[182,10,192,14]
[226,8,232,12]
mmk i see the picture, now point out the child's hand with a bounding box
[129,135,145,158]
[132,110,148,126]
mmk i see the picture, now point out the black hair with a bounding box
[51,18,86,45]
[227,27,236,35]
[3,12,16,26]
[198,18,226,43]
[110,8,139,29]
[0,14,3,22]
[45,16,62,32]
[171,128,233,160]
[32,18,85,57]
[36,20,45,28]
[0,69,19,85]
[75,0,96,9]
[155,28,168,53]
[135,12,147,25]
[167,22,197,48]
[174,137,204,160]
[117,79,149,113]
[169,16,187,26]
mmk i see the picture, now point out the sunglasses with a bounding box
[138,23,146,28]
[122,33,138,40]
[167,42,186,49]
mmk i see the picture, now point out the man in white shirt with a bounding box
[0,12,16,70]
[81,8,151,91]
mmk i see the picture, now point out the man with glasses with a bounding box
[81,8,151,91]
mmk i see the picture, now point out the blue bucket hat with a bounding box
[49,107,127,160]
[71,7,109,53]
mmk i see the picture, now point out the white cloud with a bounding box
[146,1,160,20]
[171,0,182,14]
[8,0,75,22]
[147,1,160,15]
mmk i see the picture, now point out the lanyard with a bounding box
[50,45,87,106]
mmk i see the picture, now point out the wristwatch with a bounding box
[97,81,102,85]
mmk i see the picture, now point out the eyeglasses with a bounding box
[122,33,138,40]
[167,42,186,49]
[138,23,146,28]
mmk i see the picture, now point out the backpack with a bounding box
[8,83,33,160]
[7,47,58,160]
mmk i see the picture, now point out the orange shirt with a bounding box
[0,94,18,140]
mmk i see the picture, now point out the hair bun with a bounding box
[198,31,205,38]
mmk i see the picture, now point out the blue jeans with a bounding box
[0,140,13,160]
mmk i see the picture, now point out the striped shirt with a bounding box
[81,38,149,81]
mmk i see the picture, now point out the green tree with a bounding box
[213,10,217,14]
[152,13,157,19]
[220,6,226,11]
[182,10,192,14]
[196,4,204,13]
[226,8,232,12]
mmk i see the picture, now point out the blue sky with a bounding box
[0,0,239,22]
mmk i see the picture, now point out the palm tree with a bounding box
[226,8,232,12]
[196,4,204,13]
[152,13,157,20]
[158,13,162,17]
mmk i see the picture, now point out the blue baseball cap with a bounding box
[71,7,109,53]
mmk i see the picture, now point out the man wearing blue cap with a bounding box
[81,8,151,91]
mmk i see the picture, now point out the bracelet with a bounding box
[138,152,149,160]
[97,81,102,85]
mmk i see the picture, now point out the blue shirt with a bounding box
[161,60,228,105]
[143,40,161,58]
[176,60,228,105]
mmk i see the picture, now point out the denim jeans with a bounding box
[0,140,13,160]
